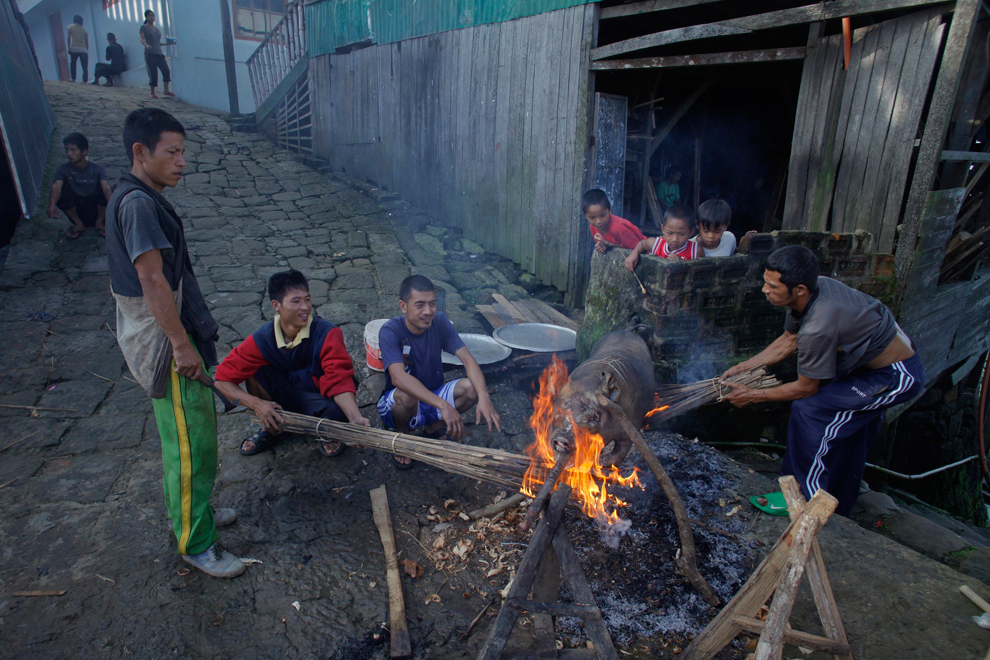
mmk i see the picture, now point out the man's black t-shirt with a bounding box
[54,161,108,199]
[106,42,125,73]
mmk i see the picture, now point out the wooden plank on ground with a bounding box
[589,48,806,70]
[369,485,411,658]
[591,0,947,60]
[492,294,529,323]
[476,305,509,330]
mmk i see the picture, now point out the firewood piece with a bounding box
[754,508,825,660]
[469,493,528,520]
[478,485,572,660]
[779,477,852,660]
[12,590,66,597]
[519,450,572,532]
[595,394,720,607]
[461,599,495,641]
[370,485,411,658]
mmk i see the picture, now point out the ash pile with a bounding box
[560,429,757,650]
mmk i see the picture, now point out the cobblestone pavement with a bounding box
[0,82,557,659]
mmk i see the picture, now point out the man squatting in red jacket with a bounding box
[214,270,370,457]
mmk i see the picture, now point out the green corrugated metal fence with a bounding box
[306,0,592,56]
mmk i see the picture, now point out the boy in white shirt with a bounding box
[692,199,736,257]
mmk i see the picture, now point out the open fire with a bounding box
[521,356,642,527]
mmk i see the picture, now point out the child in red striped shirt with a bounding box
[624,204,701,272]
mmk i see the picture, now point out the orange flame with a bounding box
[521,355,642,526]
[645,404,670,417]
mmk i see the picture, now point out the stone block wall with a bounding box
[578,230,899,382]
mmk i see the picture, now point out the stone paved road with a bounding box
[0,82,553,660]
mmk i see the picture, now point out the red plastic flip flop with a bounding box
[164,92,175,97]
[150,94,159,99]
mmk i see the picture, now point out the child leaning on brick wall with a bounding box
[692,199,737,257]
[625,204,700,272]
[582,188,647,254]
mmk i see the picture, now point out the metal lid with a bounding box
[442,333,513,365]
[492,323,577,352]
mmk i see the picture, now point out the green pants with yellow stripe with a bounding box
[151,362,219,556]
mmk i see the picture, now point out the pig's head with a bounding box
[550,373,622,454]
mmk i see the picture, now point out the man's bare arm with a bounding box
[47,180,63,218]
[133,249,202,379]
[332,391,370,426]
[386,363,448,410]
[101,180,113,203]
[722,331,797,380]
[724,375,820,407]
[455,346,501,432]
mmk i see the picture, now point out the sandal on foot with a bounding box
[392,454,415,470]
[64,226,84,240]
[318,440,346,458]
[150,93,159,99]
[239,429,278,456]
[749,491,789,516]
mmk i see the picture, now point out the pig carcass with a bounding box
[552,329,655,466]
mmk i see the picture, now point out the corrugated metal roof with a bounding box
[306,0,591,56]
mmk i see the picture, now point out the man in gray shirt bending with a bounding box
[722,245,923,515]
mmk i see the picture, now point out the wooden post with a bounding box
[533,547,562,658]
[218,0,240,116]
[370,485,412,658]
[895,0,981,289]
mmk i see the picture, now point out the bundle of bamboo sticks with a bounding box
[269,412,541,489]
[646,367,781,425]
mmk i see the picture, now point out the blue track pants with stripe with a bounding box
[782,353,924,516]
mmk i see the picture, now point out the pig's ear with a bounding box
[597,372,621,402]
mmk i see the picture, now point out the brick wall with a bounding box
[579,230,899,382]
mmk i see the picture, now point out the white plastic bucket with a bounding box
[365,319,389,372]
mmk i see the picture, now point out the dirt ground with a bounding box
[2,82,990,660]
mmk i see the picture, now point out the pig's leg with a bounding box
[599,415,633,467]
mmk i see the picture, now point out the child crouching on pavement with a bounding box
[692,199,739,257]
[625,204,700,272]
[582,188,646,254]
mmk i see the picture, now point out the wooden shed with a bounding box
[248,0,990,387]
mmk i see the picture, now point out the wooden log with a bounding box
[531,547,562,658]
[942,150,990,162]
[591,0,948,60]
[551,531,620,660]
[778,476,853,660]
[754,511,826,660]
[596,395,719,607]
[478,485,572,660]
[520,450,573,532]
[370,485,412,658]
[469,493,528,520]
[590,48,805,70]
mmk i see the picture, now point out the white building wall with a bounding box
[22,0,258,114]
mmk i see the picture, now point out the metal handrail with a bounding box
[246,0,307,109]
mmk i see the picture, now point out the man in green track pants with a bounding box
[106,108,244,578]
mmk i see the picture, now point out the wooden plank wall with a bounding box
[307,4,593,294]
[899,188,990,384]
[783,8,945,251]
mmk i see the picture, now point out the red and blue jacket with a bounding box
[215,315,356,398]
